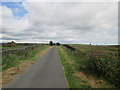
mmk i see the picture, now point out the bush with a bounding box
[86,50,120,88]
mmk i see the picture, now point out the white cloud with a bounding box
[1,0,119,2]
[25,0,119,2]
[1,2,118,45]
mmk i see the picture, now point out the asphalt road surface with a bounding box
[4,47,68,88]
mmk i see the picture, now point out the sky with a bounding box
[0,0,118,45]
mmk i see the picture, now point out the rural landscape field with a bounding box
[1,41,120,88]
[58,44,120,88]
[0,0,119,89]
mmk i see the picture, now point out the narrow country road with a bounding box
[4,47,68,88]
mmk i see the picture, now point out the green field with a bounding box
[2,45,49,71]
[58,44,119,88]
[57,46,91,88]
[0,45,26,49]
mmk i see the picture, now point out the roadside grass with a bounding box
[72,44,118,53]
[1,45,26,49]
[71,44,119,88]
[57,46,114,88]
[2,45,50,71]
[2,45,51,85]
[57,46,91,88]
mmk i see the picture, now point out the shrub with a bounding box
[86,50,120,88]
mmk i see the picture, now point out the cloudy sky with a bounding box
[0,0,118,45]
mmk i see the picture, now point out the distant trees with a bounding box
[49,41,54,46]
[56,42,61,46]
[49,41,61,46]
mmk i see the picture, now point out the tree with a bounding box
[56,42,61,46]
[49,41,53,46]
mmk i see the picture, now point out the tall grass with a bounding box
[67,45,119,88]
[57,46,91,88]
[85,50,120,88]
[2,45,48,70]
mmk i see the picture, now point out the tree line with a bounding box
[49,41,61,46]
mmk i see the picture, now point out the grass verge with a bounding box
[57,46,91,88]
[2,45,49,70]
[57,46,113,88]
[2,45,51,86]
[70,44,119,88]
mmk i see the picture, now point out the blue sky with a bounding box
[1,2,28,19]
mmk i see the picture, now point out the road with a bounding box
[4,47,68,88]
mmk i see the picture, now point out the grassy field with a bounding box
[0,45,27,50]
[71,45,119,88]
[2,45,49,71]
[57,46,91,88]
[57,44,119,88]
[2,45,51,85]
